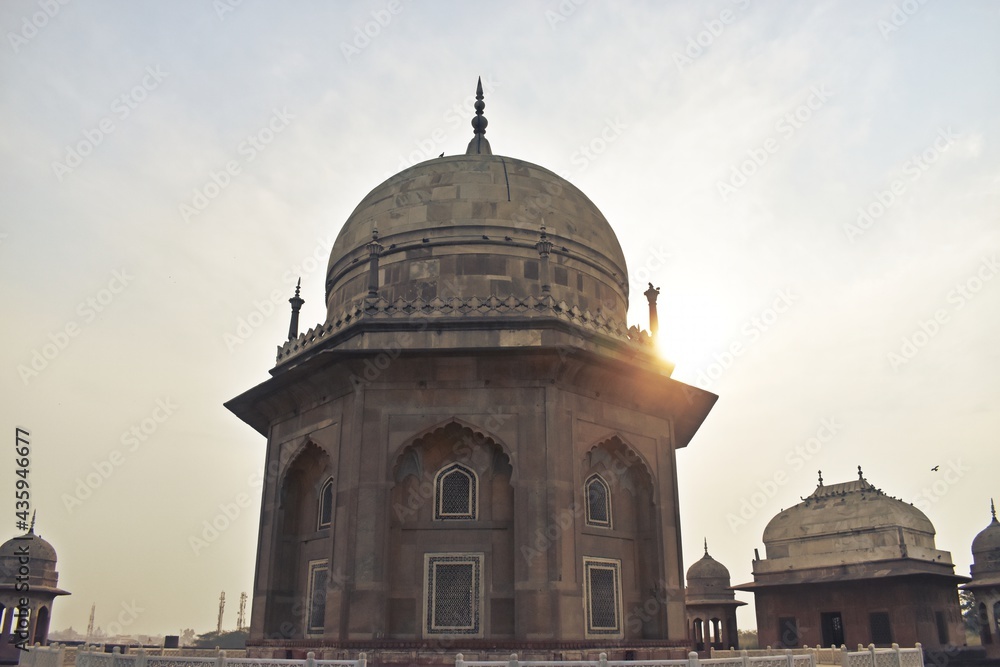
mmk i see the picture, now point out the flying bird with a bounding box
[931,465,939,471]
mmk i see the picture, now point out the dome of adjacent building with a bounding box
[0,529,57,562]
[687,549,731,582]
[686,542,739,603]
[325,154,629,324]
[762,475,936,546]
[971,500,1000,571]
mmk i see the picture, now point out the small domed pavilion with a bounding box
[961,500,1000,658]
[0,519,69,663]
[685,540,745,651]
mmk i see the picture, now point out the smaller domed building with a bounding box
[735,469,965,650]
[685,541,745,651]
[0,522,69,663]
[961,500,1000,658]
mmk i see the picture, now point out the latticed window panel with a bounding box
[307,560,329,635]
[869,611,893,646]
[424,553,483,636]
[899,652,923,667]
[585,474,612,527]
[584,558,622,637]
[318,478,334,528]
[435,464,477,520]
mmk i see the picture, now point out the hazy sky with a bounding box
[2,0,998,637]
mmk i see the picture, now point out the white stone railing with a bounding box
[841,645,922,667]
[19,647,366,667]
[18,644,67,667]
[454,649,816,667]
[711,644,923,667]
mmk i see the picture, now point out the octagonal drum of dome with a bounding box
[325,154,630,325]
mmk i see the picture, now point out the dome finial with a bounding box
[818,470,823,486]
[992,498,997,522]
[465,76,492,156]
[29,510,36,533]
[858,465,864,480]
[287,278,304,341]
[703,538,708,555]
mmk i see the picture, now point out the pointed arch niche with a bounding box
[265,441,333,639]
[582,435,659,639]
[386,421,514,639]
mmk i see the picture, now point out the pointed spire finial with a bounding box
[703,538,708,555]
[818,470,823,486]
[287,278,305,341]
[29,510,36,533]
[465,76,492,155]
[858,465,864,480]
[992,498,997,522]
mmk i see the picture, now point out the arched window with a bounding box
[435,463,477,520]
[585,474,612,527]
[318,478,333,529]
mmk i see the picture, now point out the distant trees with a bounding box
[739,629,759,649]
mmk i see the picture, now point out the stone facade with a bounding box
[226,103,717,663]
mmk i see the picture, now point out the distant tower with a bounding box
[237,592,248,632]
[86,604,95,641]
[216,592,226,634]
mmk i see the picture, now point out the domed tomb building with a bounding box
[685,541,745,651]
[961,500,1000,658]
[226,82,718,661]
[0,521,69,664]
[734,469,966,650]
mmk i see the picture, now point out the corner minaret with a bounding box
[466,76,492,155]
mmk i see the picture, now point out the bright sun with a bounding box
[644,288,730,387]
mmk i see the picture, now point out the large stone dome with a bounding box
[762,477,936,546]
[324,153,629,324]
